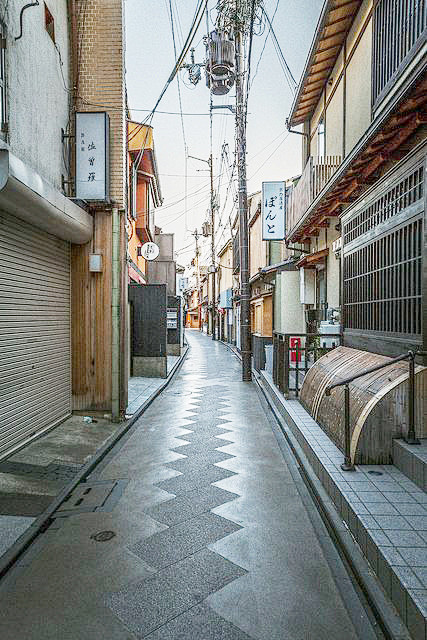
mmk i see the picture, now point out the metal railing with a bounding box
[325,351,426,472]
[273,332,342,397]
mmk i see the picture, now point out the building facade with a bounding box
[286,0,427,360]
[0,0,94,458]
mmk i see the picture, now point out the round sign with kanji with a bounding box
[141,242,160,261]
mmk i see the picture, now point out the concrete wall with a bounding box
[5,0,70,189]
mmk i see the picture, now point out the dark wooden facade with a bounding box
[342,143,426,358]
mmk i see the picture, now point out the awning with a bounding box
[0,149,92,244]
[296,247,329,268]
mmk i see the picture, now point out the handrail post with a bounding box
[295,342,300,397]
[341,384,355,471]
[405,351,420,445]
[284,334,290,398]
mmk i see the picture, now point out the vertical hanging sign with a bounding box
[75,112,110,201]
[262,181,286,240]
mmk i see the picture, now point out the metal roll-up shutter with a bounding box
[0,210,71,458]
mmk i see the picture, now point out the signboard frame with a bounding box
[75,112,110,201]
[261,181,286,240]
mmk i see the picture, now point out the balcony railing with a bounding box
[372,0,427,110]
[287,156,341,236]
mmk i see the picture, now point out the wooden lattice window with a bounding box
[372,0,427,108]
[344,165,424,245]
[344,218,423,336]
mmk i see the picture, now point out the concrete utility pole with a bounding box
[234,7,251,381]
[209,98,217,341]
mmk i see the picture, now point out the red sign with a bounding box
[290,337,302,362]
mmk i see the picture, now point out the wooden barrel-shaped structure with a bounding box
[300,346,427,464]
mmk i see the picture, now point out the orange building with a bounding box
[127,122,163,283]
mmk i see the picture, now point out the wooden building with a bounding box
[282,0,427,461]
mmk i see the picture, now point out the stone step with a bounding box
[393,439,427,492]
[258,370,427,640]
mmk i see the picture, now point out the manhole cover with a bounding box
[367,470,383,476]
[90,530,116,542]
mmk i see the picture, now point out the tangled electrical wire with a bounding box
[215,0,264,34]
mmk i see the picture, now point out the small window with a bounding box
[44,3,55,42]
[317,118,325,159]
[0,23,6,134]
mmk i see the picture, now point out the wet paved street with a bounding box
[0,330,377,639]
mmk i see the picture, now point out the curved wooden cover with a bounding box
[300,346,426,464]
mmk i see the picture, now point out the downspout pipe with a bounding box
[111,207,121,422]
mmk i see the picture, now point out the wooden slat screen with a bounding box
[344,165,424,244]
[372,0,427,108]
[344,219,422,335]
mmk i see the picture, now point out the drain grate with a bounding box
[91,530,116,542]
[54,479,128,518]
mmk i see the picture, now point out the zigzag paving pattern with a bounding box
[0,331,376,639]
[108,382,252,638]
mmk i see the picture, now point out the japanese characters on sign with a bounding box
[75,112,110,201]
[140,242,160,261]
[167,309,178,330]
[261,181,286,240]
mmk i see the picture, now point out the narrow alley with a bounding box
[0,331,378,639]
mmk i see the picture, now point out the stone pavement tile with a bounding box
[397,547,427,566]
[373,515,413,530]
[165,450,235,473]
[108,550,247,638]
[156,466,236,495]
[179,427,233,443]
[413,567,427,588]
[385,531,427,547]
[383,492,418,503]
[130,512,242,569]
[143,484,239,527]
[404,515,427,529]
[395,503,427,516]
[144,601,253,640]
[365,502,399,515]
[0,515,34,555]
[171,436,235,455]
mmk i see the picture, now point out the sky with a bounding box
[125,0,323,267]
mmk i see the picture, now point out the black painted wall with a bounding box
[129,284,167,357]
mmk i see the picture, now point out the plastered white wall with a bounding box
[275,270,305,334]
[4,0,70,189]
[345,18,372,154]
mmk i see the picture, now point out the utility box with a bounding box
[128,284,167,378]
[167,296,182,356]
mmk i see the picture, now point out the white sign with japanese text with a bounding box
[262,181,286,240]
[75,112,109,201]
[141,242,160,261]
